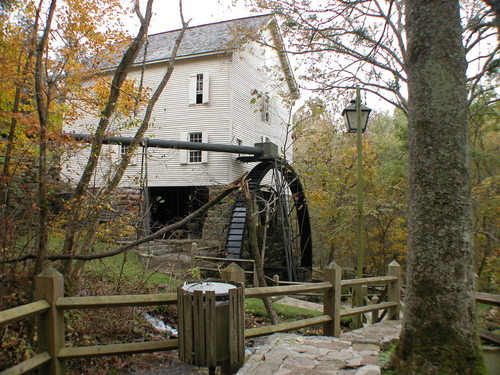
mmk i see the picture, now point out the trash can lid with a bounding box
[182,282,237,296]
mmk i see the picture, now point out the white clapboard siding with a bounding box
[63,55,233,188]
[63,27,294,189]
[229,33,293,181]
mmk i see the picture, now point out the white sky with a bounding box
[137,0,258,34]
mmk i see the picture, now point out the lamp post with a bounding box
[342,88,371,327]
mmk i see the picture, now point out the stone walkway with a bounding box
[237,320,401,375]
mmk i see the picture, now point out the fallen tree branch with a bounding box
[2,185,239,264]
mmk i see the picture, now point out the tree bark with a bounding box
[33,0,57,275]
[242,180,279,325]
[390,1,487,373]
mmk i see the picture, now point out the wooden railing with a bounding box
[193,255,257,285]
[475,292,500,345]
[0,261,402,375]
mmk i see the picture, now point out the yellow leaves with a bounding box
[78,77,151,120]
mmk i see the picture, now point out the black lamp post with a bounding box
[342,98,372,133]
[343,88,371,327]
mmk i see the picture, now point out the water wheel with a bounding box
[225,159,312,281]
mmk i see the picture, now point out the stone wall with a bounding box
[201,186,238,246]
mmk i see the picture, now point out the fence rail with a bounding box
[0,261,402,375]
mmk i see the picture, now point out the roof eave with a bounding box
[100,49,234,73]
[267,18,300,101]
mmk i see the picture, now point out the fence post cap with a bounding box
[223,262,244,272]
[325,261,341,270]
[388,260,400,267]
[37,266,63,278]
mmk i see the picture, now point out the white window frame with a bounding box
[261,94,270,122]
[179,131,208,164]
[119,144,138,165]
[189,73,210,105]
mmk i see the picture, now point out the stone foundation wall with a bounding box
[201,186,238,247]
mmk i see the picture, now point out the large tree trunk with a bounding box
[391,1,486,373]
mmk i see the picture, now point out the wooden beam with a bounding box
[56,293,177,309]
[244,315,332,338]
[476,292,500,306]
[0,352,51,375]
[479,329,500,345]
[340,302,398,318]
[57,340,178,359]
[245,282,332,298]
[341,276,398,287]
[0,300,50,326]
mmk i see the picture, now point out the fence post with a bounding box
[35,267,65,375]
[361,285,368,323]
[273,274,279,286]
[252,262,258,287]
[387,260,401,320]
[371,295,379,323]
[323,261,341,337]
[190,242,198,267]
[221,263,245,286]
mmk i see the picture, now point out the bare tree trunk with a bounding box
[390,1,487,373]
[65,1,188,292]
[33,0,57,275]
[242,181,279,325]
[61,1,156,284]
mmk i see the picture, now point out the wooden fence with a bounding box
[0,261,401,375]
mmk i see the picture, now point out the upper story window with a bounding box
[189,73,210,105]
[261,94,270,122]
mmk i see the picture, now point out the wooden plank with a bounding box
[0,300,50,326]
[0,352,51,375]
[56,293,177,309]
[245,315,332,338]
[193,290,205,365]
[479,329,500,345]
[323,262,341,337]
[57,340,178,359]
[197,267,254,275]
[245,282,332,298]
[387,261,401,319]
[341,276,398,287]
[183,291,193,364]
[476,292,500,306]
[177,288,185,362]
[340,302,398,318]
[229,288,244,372]
[205,291,216,368]
[35,267,65,375]
[194,255,256,264]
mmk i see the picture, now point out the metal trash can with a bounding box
[177,281,244,374]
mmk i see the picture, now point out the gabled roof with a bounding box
[102,14,299,99]
[141,14,273,62]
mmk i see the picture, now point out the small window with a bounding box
[189,73,210,105]
[236,138,242,158]
[261,94,270,122]
[120,144,137,165]
[189,132,203,163]
[180,131,208,164]
[196,74,203,104]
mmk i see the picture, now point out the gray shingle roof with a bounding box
[143,14,272,62]
[99,14,298,99]
[103,14,271,68]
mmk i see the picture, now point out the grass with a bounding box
[245,298,323,320]
[86,251,175,288]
